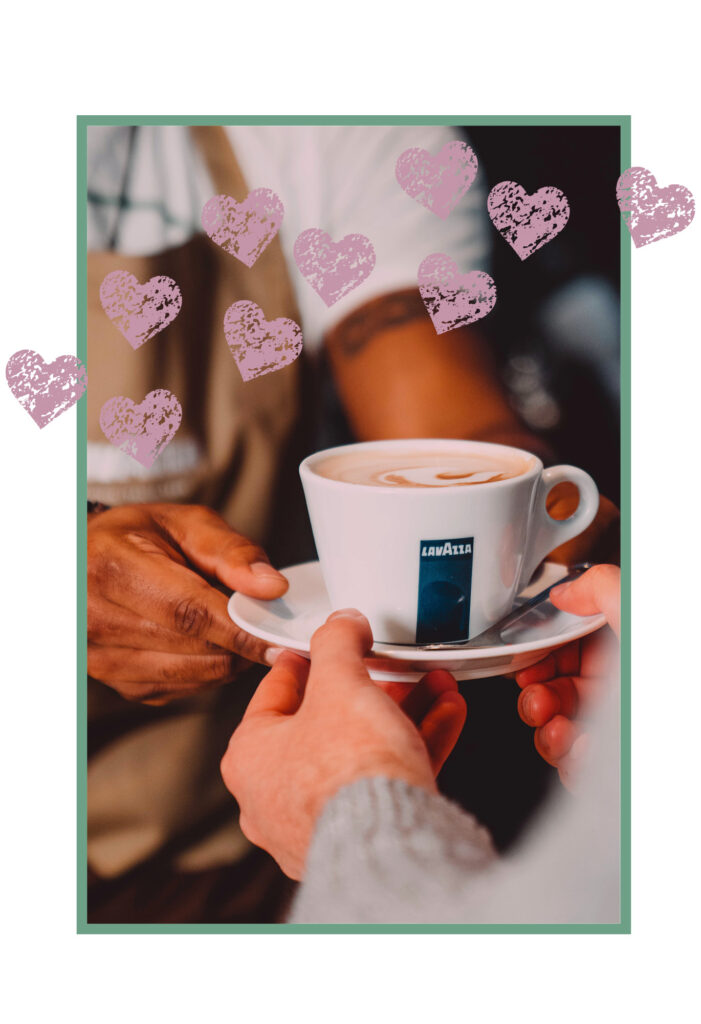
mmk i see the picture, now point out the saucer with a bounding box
[228,561,606,683]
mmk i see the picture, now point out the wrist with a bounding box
[320,757,437,814]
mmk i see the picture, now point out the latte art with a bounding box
[314,449,533,488]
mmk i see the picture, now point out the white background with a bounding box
[1,1,698,1020]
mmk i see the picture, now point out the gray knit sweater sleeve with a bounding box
[288,777,497,924]
[288,690,621,925]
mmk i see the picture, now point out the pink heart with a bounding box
[395,140,478,219]
[224,301,303,382]
[418,254,496,335]
[616,166,695,248]
[99,389,182,468]
[293,229,376,307]
[202,189,284,267]
[487,181,570,260]
[99,271,182,349]
[6,349,87,429]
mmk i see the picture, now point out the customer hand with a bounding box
[88,503,288,704]
[515,564,620,789]
[220,609,467,879]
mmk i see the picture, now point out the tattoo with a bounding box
[326,288,428,357]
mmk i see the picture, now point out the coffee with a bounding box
[301,439,599,643]
[313,448,534,489]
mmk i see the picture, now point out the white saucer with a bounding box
[228,561,606,683]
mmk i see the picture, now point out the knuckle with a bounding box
[173,596,213,638]
[222,535,265,566]
[220,734,243,787]
[183,504,225,530]
[209,653,240,681]
[87,537,125,592]
[157,660,188,685]
[589,565,614,581]
[87,647,107,680]
[238,813,257,844]
[589,563,620,587]
[312,618,341,646]
[188,503,214,520]
[232,629,264,664]
[87,613,105,645]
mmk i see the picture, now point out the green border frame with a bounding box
[77,114,631,934]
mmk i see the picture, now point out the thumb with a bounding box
[157,504,288,599]
[550,564,621,637]
[244,651,309,718]
[307,609,373,693]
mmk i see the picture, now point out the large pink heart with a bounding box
[418,254,496,335]
[488,181,570,260]
[395,140,478,219]
[202,189,284,267]
[99,271,182,349]
[99,389,182,468]
[224,301,303,382]
[293,229,376,307]
[6,349,87,429]
[616,166,695,248]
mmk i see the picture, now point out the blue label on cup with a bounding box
[416,537,473,644]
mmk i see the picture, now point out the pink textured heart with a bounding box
[616,166,695,248]
[202,189,284,267]
[418,254,496,335]
[293,229,376,307]
[224,301,303,382]
[99,271,182,349]
[395,140,478,219]
[6,349,87,429]
[488,181,570,260]
[99,389,182,468]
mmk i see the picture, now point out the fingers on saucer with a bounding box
[518,677,578,726]
[535,714,578,766]
[515,653,557,688]
[400,670,458,724]
[418,690,467,774]
[515,640,580,688]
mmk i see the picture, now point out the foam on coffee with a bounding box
[314,448,534,488]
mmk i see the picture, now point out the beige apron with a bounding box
[87,127,303,878]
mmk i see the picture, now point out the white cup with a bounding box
[299,439,599,645]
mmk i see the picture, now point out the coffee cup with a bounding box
[299,439,599,645]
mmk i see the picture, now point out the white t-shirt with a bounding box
[87,124,490,352]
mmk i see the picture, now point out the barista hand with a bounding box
[88,503,288,704]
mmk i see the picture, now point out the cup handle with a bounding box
[518,465,600,590]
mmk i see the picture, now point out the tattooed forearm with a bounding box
[326,288,429,357]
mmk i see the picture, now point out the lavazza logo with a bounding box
[420,541,472,557]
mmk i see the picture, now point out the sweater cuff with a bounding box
[289,776,496,924]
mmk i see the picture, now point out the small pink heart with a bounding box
[418,254,496,335]
[395,140,478,219]
[487,181,570,260]
[224,301,303,382]
[202,189,284,267]
[616,166,695,248]
[99,271,182,349]
[99,389,182,468]
[293,229,376,307]
[6,349,87,429]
